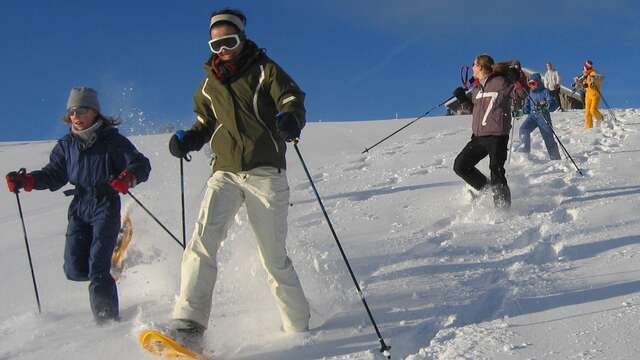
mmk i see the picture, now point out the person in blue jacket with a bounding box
[518,73,561,160]
[5,87,151,323]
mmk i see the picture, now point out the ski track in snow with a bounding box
[2,109,640,359]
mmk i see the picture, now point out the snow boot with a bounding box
[168,319,206,353]
[89,274,119,324]
[492,184,511,209]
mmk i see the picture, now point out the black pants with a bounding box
[453,135,511,208]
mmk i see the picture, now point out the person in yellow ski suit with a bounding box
[578,60,604,128]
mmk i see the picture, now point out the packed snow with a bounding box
[2,108,640,359]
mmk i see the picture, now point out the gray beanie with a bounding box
[66,87,100,112]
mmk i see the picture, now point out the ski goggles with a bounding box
[67,107,92,117]
[208,34,242,54]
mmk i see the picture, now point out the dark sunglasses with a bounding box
[68,107,92,116]
[208,34,241,54]
[527,80,538,87]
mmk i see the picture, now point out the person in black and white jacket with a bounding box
[452,54,515,209]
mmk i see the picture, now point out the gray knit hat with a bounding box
[66,87,100,112]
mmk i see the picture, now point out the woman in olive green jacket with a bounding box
[166,8,310,350]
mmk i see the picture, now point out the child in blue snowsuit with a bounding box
[5,87,151,323]
[519,73,561,160]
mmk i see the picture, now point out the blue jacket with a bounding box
[32,124,151,195]
[524,73,558,115]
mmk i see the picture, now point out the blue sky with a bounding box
[1,0,638,141]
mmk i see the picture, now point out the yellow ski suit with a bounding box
[582,68,604,128]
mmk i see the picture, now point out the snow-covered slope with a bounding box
[2,108,640,359]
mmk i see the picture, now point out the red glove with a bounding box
[6,170,35,193]
[514,81,524,90]
[110,171,137,194]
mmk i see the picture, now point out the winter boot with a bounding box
[594,118,602,128]
[492,184,511,209]
[168,319,206,352]
[89,274,119,324]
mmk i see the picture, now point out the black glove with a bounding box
[537,102,549,111]
[453,87,466,98]
[169,130,205,159]
[169,131,189,158]
[453,87,470,105]
[276,112,301,142]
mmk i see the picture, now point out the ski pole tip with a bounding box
[380,344,391,359]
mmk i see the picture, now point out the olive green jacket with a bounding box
[190,43,306,172]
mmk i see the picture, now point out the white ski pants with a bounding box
[172,167,310,332]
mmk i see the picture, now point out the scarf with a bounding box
[211,40,262,83]
[72,119,103,150]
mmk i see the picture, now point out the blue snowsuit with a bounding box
[30,124,151,321]
[519,73,561,160]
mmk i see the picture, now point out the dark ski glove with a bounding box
[453,87,469,104]
[6,169,35,193]
[169,130,205,159]
[276,112,301,142]
[535,102,549,113]
[169,130,189,158]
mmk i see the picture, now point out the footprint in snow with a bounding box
[373,174,401,187]
[433,216,454,231]
[413,136,434,145]
[436,129,465,138]
[408,158,447,176]
[343,157,368,172]
[525,241,558,265]
[510,226,543,249]
[550,208,577,224]
[407,231,454,257]
[547,177,569,189]
[562,184,585,197]
[294,172,328,190]
[381,144,407,157]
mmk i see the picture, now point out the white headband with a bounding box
[210,14,245,32]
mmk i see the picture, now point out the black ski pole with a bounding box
[13,189,42,314]
[126,190,185,249]
[544,113,583,176]
[293,141,391,359]
[528,96,583,176]
[362,96,454,154]
[507,114,519,164]
[180,154,191,248]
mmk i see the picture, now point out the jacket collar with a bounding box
[203,40,265,83]
[68,122,117,150]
